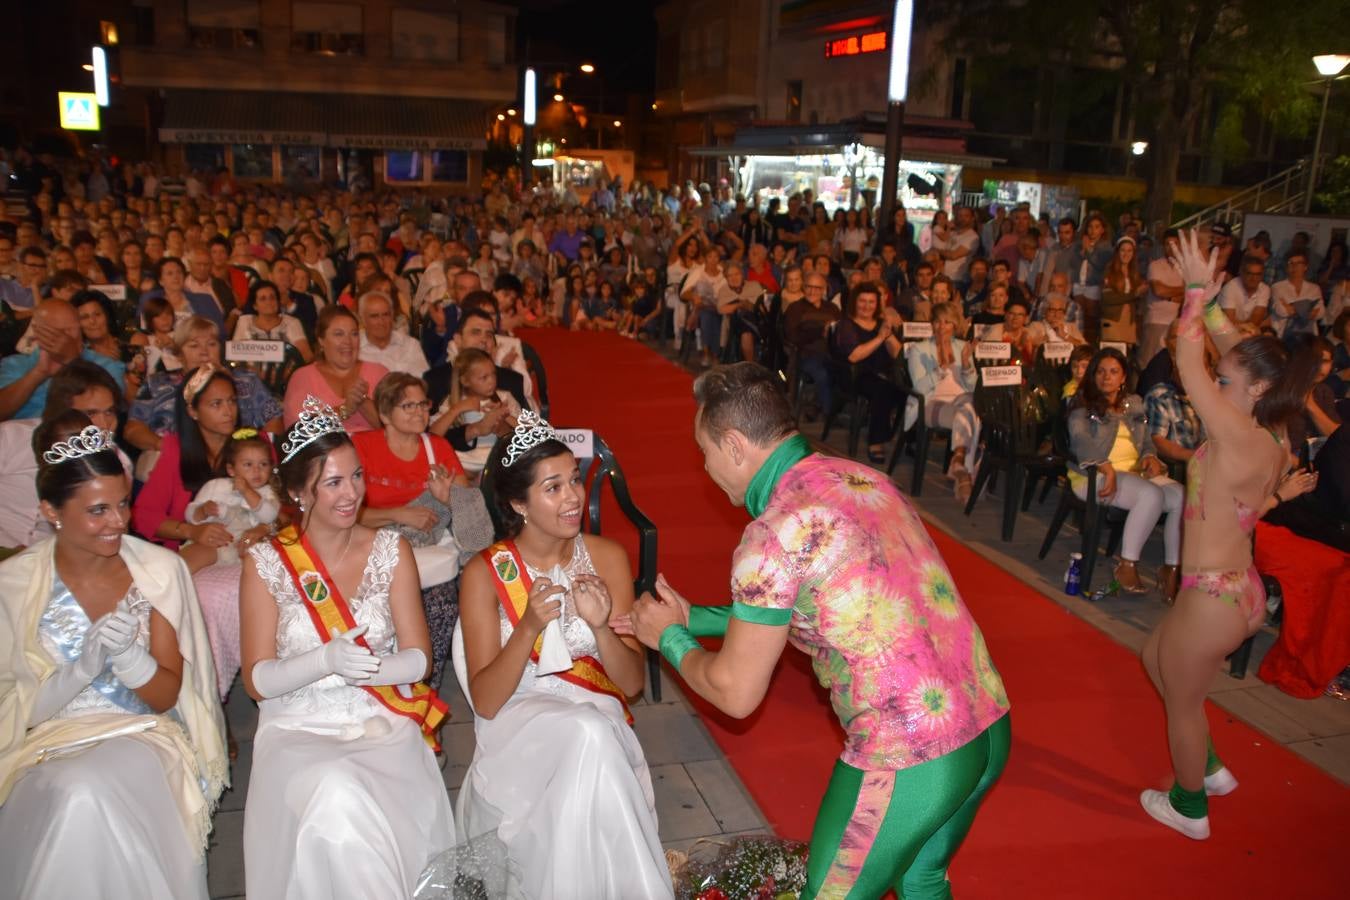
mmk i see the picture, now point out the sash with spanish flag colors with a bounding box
[482,540,635,726]
[272,525,449,749]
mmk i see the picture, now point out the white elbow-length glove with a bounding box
[344,648,428,687]
[250,625,380,698]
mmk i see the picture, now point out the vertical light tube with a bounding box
[523,68,537,126]
[887,0,913,103]
[92,46,109,107]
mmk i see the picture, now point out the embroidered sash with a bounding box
[482,540,634,726]
[273,526,448,748]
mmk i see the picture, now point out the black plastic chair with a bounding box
[964,382,1065,541]
[885,355,953,497]
[518,339,550,420]
[227,341,306,399]
[481,433,662,702]
[402,267,424,296]
[1037,419,1128,595]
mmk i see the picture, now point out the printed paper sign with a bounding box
[901,321,933,339]
[981,365,1023,387]
[1042,341,1073,362]
[975,341,1012,360]
[88,283,127,301]
[553,428,594,460]
[226,340,286,363]
[1101,341,1129,355]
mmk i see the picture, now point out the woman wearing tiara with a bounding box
[453,412,672,899]
[0,416,227,899]
[239,396,454,900]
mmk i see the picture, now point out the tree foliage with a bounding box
[927,0,1343,226]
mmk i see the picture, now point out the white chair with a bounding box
[450,620,477,717]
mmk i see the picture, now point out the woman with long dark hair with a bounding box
[132,365,239,573]
[453,412,667,897]
[0,414,226,897]
[239,396,452,898]
[1066,347,1183,593]
[1138,232,1321,840]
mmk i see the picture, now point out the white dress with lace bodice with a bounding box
[242,528,455,900]
[454,536,672,899]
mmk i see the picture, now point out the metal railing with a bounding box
[1170,159,1310,233]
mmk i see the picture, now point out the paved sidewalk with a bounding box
[206,667,769,899]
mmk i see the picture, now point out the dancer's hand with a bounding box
[627,574,690,650]
[1169,229,1220,300]
[570,574,613,629]
[520,577,565,637]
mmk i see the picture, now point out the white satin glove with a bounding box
[26,614,115,727]
[98,607,159,690]
[250,625,379,699]
[346,648,427,687]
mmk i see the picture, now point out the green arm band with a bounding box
[731,601,793,626]
[658,624,702,671]
[688,605,733,637]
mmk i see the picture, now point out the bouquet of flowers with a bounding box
[668,836,809,900]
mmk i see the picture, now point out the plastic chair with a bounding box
[228,341,306,399]
[518,339,550,420]
[885,352,953,496]
[964,382,1065,541]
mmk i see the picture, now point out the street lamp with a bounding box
[553,93,565,103]
[879,0,914,227]
[1131,141,1148,156]
[580,63,595,74]
[1307,54,1350,212]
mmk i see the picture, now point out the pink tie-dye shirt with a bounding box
[731,455,1009,771]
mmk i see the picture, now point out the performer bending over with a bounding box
[620,363,1011,900]
[1138,232,1319,839]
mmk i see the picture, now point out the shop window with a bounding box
[187,0,260,49]
[391,8,458,62]
[291,2,364,56]
[386,152,424,183]
[231,144,273,179]
[185,144,226,173]
[281,146,321,182]
[431,150,468,183]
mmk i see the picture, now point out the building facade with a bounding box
[116,0,517,192]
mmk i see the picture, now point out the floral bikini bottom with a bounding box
[1180,566,1266,630]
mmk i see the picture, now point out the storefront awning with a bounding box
[684,143,998,169]
[158,91,488,151]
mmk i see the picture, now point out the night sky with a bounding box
[515,0,659,98]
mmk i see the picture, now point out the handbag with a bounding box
[394,435,493,589]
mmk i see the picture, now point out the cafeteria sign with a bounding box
[59,92,100,131]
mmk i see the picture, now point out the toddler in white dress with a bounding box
[184,432,280,565]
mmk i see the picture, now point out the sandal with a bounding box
[867,447,886,465]
[1115,560,1147,594]
[1157,564,1180,605]
[951,465,973,505]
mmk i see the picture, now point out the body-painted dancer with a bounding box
[1138,232,1319,839]
[618,363,1011,900]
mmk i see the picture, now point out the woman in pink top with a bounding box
[1138,231,1321,841]
[283,305,387,434]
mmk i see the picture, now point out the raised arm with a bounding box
[1172,229,1249,440]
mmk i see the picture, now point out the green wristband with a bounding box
[658,624,701,671]
[688,605,732,637]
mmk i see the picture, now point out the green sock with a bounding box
[1168,781,1208,819]
[1205,738,1224,777]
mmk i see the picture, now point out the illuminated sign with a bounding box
[58,92,100,130]
[824,30,887,58]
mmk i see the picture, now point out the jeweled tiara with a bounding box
[280,396,346,463]
[502,410,557,468]
[43,426,119,465]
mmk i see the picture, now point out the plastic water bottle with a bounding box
[1064,552,1083,596]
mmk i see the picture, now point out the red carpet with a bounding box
[527,329,1348,899]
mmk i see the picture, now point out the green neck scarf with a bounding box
[744,433,813,519]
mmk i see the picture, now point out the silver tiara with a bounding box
[280,396,346,463]
[502,410,557,468]
[43,426,119,465]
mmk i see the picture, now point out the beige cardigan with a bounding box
[0,536,228,856]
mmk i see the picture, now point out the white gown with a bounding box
[244,529,455,900]
[0,583,206,900]
[454,537,673,900]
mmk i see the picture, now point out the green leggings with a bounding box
[801,714,1011,900]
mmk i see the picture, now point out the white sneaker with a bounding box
[1140,789,1210,840]
[1204,767,1239,797]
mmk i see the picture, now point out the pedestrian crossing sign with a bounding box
[58,92,100,131]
